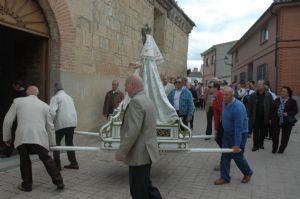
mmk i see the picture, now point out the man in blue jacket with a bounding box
[168,78,195,126]
[214,86,253,185]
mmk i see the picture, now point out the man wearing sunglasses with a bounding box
[168,78,195,127]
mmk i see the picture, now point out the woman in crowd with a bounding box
[271,86,298,153]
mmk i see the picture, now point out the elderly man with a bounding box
[50,82,78,170]
[168,78,195,126]
[214,86,253,185]
[115,75,162,199]
[102,80,124,118]
[248,80,273,151]
[3,86,64,192]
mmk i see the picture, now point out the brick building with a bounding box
[201,41,237,85]
[0,0,194,131]
[228,0,300,99]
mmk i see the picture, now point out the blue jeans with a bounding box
[220,133,253,182]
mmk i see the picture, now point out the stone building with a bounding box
[201,41,237,85]
[0,0,194,131]
[228,0,300,98]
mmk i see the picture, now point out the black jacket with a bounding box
[247,91,274,126]
[271,97,298,126]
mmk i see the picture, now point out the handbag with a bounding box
[287,115,297,126]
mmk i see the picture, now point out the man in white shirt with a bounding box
[168,78,195,127]
[237,83,246,101]
[50,82,78,170]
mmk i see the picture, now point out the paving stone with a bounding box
[1,109,300,199]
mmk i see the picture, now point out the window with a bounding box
[234,75,238,83]
[211,55,216,65]
[248,63,253,81]
[240,72,246,83]
[261,25,269,43]
[206,58,209,67]
[235,49,239,63]
[257,64,267,81]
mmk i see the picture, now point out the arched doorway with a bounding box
[0,0,50,145]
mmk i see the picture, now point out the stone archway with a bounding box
[0,0,76,146]
[38,0,76,99]
[0,0,48,144]
[0,0,50,102]
[0,0,76,98]
[0,0,49,36]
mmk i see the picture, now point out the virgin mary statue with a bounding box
[119,26,178,125]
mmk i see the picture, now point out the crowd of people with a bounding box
[0,76,298,195]
[161,76,298,185]
[162,76,298,154]
[0,27,298,197]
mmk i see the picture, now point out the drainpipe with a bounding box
[270,4,279,95]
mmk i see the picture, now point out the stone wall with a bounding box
[48,0,193,131]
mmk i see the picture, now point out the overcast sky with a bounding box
[176,0,274,70]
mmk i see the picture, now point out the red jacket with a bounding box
[212,90,223,130]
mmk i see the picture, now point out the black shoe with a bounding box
[18,184,32,192]
[57,183,65,190]
[272,149,277,154]
[278,150,284,154]
[64,164,79,169]
[252,147,259,151]
[260,145,264,149]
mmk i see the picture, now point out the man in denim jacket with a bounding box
[168,78,195,126]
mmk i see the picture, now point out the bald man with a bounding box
[115,75,162,199]
[214,86,253,185]
[3,86,64,192]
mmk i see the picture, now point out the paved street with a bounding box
[1,109,300,199]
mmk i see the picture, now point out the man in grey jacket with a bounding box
[50,82,78,170]
[3,86,64,192]
[115,75,162,199]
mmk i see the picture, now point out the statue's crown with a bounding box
[141,24,152,35]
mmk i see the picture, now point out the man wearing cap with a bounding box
[50,82,78,170]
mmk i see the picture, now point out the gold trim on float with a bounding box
[0,0,49,37]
